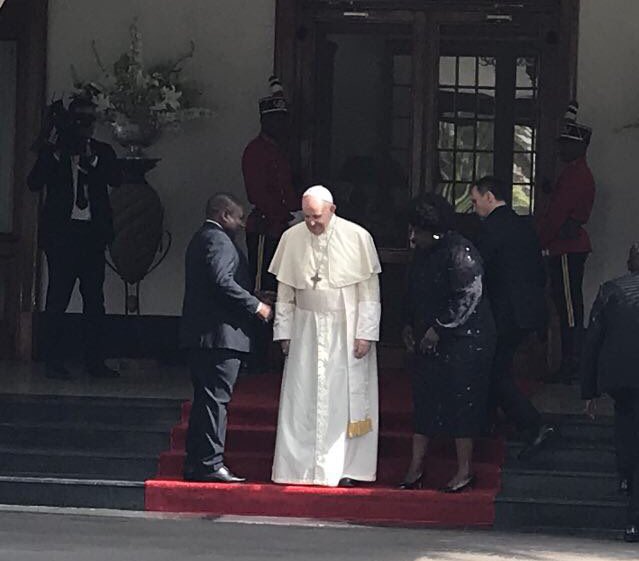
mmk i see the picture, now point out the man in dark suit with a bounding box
[28,97,121,380]
[471,176,555,458]
[581,243,639,542]
[180,193,272,483]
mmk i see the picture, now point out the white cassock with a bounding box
[268,215,382,487]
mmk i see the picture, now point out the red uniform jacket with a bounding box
[536,157,595,256]
[242,134,298,238]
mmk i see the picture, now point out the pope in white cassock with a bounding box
[268,185,382,487]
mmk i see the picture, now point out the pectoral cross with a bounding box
[310,271,322,289]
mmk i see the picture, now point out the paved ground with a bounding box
[0,508,636,561]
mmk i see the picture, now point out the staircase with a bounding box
[146,372,505,527]
[495,414,626,535]
[0,394,181,509]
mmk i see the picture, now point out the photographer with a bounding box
[28,96,121,380]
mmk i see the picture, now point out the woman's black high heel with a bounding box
[439,474,475,493]
[398,473,424,490]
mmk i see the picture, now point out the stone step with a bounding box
[0,394,181,426]
[495,496,627,530]
[554,421,614,442]
[0,475,144,510]
[500,468,621,501]
[506,440,616,468]
[0,447,159,480]
[0,422,171,454]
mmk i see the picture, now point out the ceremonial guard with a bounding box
[242,76,298,373]
[537,101,596,383]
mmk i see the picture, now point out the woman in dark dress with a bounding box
[400,194,496,492]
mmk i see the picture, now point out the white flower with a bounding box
[150,86,182,111]
[93,92,114,113]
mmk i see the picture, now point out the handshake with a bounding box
[255,290,276,322]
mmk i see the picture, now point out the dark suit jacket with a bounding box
[180,222,261,353]
[477,205,547,333]
[581,273,639,399]
[27,139,121,249]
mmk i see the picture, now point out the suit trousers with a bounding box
[609,389,639,524]
[490,328,541,440]
[548,252,588,374]
[43,221,106,367]
[185,348,243,472]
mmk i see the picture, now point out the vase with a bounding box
[109,158,166,312]
[109,119,161,158]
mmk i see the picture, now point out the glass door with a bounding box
[435,44,541,216]
[311,22,415,249]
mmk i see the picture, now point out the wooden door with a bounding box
[0,0,47,359]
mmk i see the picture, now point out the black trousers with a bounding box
[548,252,588,375]
[246,232,279,374]
[490,328,541,440]
[246,232,279,293]
[185,348,243,472]
[43,222,106,367]
[609,389,639,524]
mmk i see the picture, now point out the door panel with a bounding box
[313,24,414,250]
[0,0,47,359]
[436,47,540,216]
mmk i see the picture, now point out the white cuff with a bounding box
[273,302,295,341]
[356,301,381,341]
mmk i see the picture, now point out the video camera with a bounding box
[32,96,97,155]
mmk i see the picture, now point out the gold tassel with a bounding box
[347,418,373,438]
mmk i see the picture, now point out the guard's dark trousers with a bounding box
[548,252,588,376]
[246,231,278,373]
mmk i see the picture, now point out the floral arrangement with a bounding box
[72,19,211,150]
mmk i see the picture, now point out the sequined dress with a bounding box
[406,232,496,438]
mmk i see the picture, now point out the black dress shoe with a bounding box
[45,361,74,380]
[184,465,246,483]
[338,477,357,488]
[624,524,639,543]
[439,474,475,493]
[87,363,120,378]
[518,424,557,460]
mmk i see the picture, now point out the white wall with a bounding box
[46,0,276,315]
[578,0,639,311]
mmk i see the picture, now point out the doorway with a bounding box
[276,1,575,351]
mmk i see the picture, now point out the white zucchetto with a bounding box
[302,185,334,204]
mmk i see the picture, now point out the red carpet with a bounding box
[145,370,506,527]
